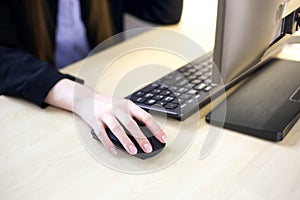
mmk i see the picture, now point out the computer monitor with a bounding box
[206,0,300,142]
[213,0,300,85]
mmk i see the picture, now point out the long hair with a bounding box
[25,0,113,63]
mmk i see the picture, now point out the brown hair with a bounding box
[25,0,113,63]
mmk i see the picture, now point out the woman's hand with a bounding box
[45,79,168,156]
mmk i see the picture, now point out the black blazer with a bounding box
[0,0,182,107]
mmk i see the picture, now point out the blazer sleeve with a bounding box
[124,0,183,25]
[0,1,76,108]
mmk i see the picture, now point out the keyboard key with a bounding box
[187,68,197,73]
[187,75,197,81]
[169,93,176,98]
[185,83,194,88]
[169,86,178,91]
[204,79,212,84]
[152,89,161,94]
[177,98,185,104]
[203,67,211,72]
[158,84,169,90]
[199,75,209,80]
[178,68,186,73]
[144,93,154,98]
[187,89,198,95]
[142,84,158,92]
[163,79,177,85]
[174,76,183,81]
[134,97,147,103]
[185,65,192,69]
[157,101,167,106]
[190,79,202,85]
[174,92,181,97]
[165,75,174,80]
[145,99,156,105]
[182,72,191,77]
[195,94,202,100]
[180,103,187,108]
[175,80,188,87]
[173,98,185,104]
[187,99,195,104]
[153,95,164,100]
[134,91,145,96]
[204,86,213,92]
[204,72,212,76]
[194,71,203,76]
[164,103,178,110]
[194,83,207,91]
[191,62,201,68]
[160,90,171,96]
[180,94,192,99]
[164,97,174,102]
[177,87,188,93]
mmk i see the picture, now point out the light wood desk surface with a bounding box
[1,1,300,199]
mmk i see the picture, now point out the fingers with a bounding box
[91,97,167,156]
[112,99,155,153]
[128,101,168,144]
[93,123,117,156]
[103,117,138,155]
[118,117,153,153]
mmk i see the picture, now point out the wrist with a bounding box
[44,78,76,112]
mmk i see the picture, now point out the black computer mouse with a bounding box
[90,122,166,159]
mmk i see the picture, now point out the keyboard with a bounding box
[128,55,219,120]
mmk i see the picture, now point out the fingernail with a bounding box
[110,147,117,156]
[162,135,168,143]
[144,143,153,153]
[129,145,137,155]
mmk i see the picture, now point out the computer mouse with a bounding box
[90,121,166,159]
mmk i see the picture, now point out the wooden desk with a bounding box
[1,1,300,199]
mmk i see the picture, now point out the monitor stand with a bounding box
[206,58,300,141]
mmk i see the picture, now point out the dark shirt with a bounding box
[0,0,183,107]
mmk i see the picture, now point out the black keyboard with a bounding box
[127,55,219,120]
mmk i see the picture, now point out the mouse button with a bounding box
[134,118,146,127]
[139,126,154,138]
[124,133,143,153]
[147,135,165,149]
[106,128,119,142]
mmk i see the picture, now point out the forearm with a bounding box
[44,78,77,112]
[44,78,103,116]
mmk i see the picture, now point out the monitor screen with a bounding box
[213,0,300,84]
